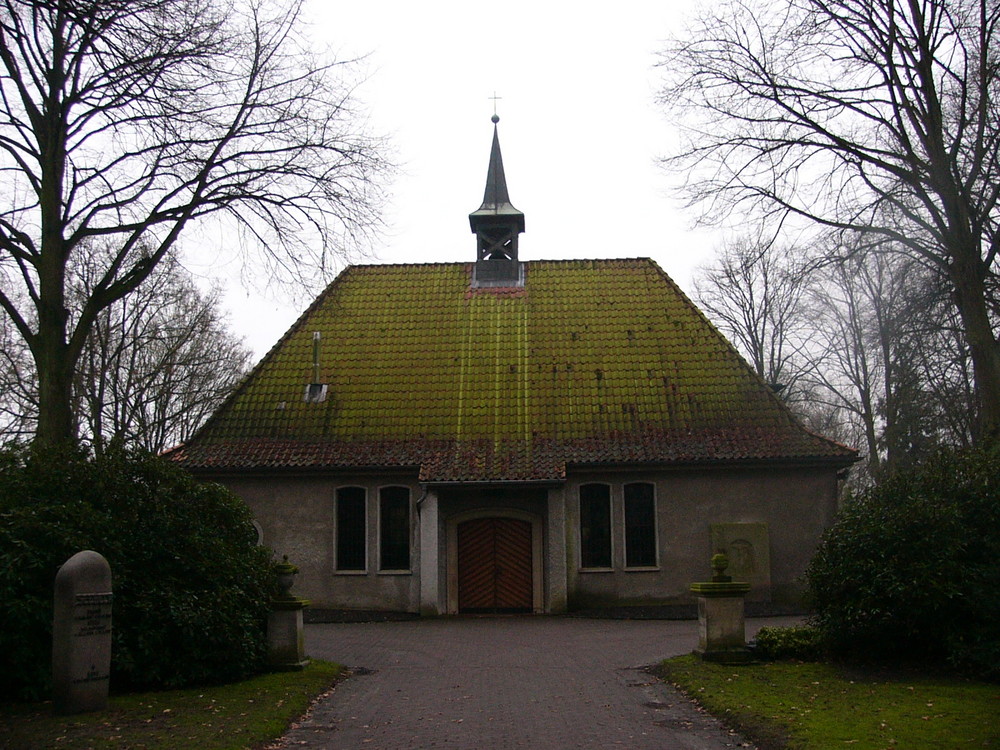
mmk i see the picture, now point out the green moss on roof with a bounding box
[174,259,853,479]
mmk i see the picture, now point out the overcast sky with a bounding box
[198,1,726,356]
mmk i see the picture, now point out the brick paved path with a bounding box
[276,617,793,749]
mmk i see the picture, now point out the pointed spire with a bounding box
[470,116,525,281]
[470,116,525,233]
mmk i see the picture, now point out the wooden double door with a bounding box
[456,517,533,613]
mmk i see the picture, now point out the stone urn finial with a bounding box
[274,554,299,600]
[711,551,732,582]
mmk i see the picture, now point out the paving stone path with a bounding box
[275,616,795,749]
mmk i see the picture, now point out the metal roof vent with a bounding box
[303,331,328,403]
[304,383,328,403]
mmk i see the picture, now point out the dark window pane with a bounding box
[379,486,410,570]
[336,487,366,571]
[580,483,612,568]
[624,483,656,567]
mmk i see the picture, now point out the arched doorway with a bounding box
[457,517,533,613]
[446,509,544,614]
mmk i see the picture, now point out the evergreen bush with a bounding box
[752,625,826,661]
[0,444,274,700]
[805,447,1000,679]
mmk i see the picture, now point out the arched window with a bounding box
[579,483,612,568]
[336,486,366,571]
[624,482,657,568]
[379,486,410,571]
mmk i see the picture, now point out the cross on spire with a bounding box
[489,91,502,118]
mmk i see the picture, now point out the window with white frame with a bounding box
[624,482,657,568]
[379,486,410,571]
[336,486,366,571]
[579,483,612,568]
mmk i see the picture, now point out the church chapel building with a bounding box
[171,121,855,616]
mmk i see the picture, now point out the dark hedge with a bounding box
[806,447,1000,680]
[0,444,274,700]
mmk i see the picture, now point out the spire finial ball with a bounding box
[491,114,500,124]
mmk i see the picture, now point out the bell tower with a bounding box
[469,115,525,286]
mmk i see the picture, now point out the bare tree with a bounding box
[659,0,1000,440]
[1,252,251,452]
[693,237,810,402]
[887,266,977,450]
[72,254,251,454]
[0,306,35,439]
[694,229,976,480]
[797,241,970,479]
[802,251,899,478]
[0,0,388,447]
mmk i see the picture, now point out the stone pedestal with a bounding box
[268,556,309,670]
[690,552,751,663]
[267,600,309,670]
[52,550,113,714]
[690,581,752,663]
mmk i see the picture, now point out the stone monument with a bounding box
[689,551,752,663]
[52,550,113,714]
[268,555,310,670]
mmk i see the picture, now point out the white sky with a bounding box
[204,1,725,357]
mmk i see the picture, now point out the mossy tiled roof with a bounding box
[171,258,854,480]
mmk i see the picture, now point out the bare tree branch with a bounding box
[659,0,1000,439]
[1,249,250,451]
[0,0,390,445]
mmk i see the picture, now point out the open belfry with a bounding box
[170,118,854,616]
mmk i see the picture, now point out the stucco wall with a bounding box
[205,461,841,613]
[563,464,840,609]
[210,472,422,612]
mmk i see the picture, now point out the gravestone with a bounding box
[52,550,113,714]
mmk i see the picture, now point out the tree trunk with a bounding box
[35,162,77,448]
[34,242,78,447]
[34,320,77,448]
[33,29,75,449]
[949,255,1000,444]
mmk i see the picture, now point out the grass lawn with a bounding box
[0,660,343,750]
[658,654,999,749]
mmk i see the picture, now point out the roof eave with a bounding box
[184,462,423,477]
[468,205,526,232]
[566,454,858,474]
[420,478,565,489]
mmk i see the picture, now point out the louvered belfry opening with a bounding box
[470,116,525,288]
[457,517,533,613]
